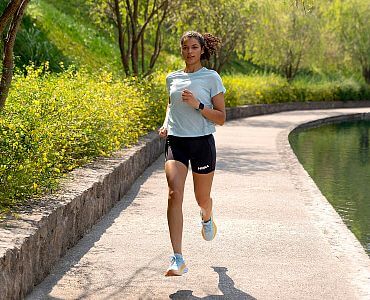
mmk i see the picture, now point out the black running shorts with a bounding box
[165,134,216,174]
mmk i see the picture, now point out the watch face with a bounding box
[199,103,205,110]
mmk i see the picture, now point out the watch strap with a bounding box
[198,102,205,110]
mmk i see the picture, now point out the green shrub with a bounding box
[223,74,294,106]
[223,74,369,106]
[334,78,363,101]
[291,81,338,102]
[359,83,370,100]
[0,65,167,214]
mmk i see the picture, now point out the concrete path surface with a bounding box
[27,108,370,300]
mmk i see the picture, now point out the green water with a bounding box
[289,120,370,256]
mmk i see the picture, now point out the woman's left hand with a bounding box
[181,89,199,109]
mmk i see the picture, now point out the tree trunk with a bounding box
[131,40,138,76]
[114,0,130,75]
[285,65,293,82]
[0,0,30,109]
[126,0,139,75]
[124,14,131,75]
[125,0,168,76]
[0,0,22,36]
[140,30,144,74]
[216,41,234,74]
[284,49,294,82]
[363,66,370,85]
[217,55,228,74]
[146,1,168,77]
[141,0,149,74]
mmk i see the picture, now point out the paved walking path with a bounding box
[27,108,370,300]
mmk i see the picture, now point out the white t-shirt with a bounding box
[166,67,226,137]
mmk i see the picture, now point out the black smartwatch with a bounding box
[198,102,205,110]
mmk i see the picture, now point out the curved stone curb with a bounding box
[276,112,370,299]
[0,132,165,300]
[1,100,370,300]
[226,100,370,120]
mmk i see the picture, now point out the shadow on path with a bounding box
[26,157,164,299]
[216,148,280,175]
[170,267,256,300]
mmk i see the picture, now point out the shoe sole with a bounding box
[164,265,188,277]
[201,220,217,241]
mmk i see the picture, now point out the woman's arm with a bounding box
[181,89,226,126]
[158,97,170,138]
[200,92,225,126]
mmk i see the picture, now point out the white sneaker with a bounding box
[165,254,188,276]
[201,211,217,241]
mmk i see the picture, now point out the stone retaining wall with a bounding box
[290,111,370,131]
[0,133,165,300]
[225,100,370,120]
[1,100,370,300]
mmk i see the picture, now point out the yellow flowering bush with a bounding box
[0,66,167,213]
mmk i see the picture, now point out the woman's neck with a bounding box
[184,64,203,73]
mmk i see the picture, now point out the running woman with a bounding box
[158,31,226,276]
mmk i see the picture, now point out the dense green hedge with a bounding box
[223,74,370,106]
[1,68,369,215]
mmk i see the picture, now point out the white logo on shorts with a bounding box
[198,165,209,171]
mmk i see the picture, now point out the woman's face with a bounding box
[181,37,203,65]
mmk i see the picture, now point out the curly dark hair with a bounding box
[180,31,221,61]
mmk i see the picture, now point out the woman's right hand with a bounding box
[158,126,168,138]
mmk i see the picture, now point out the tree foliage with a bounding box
[87,0,169,77]
[332,0,370,84]
[165,0,255,73]
[245,0,320,81]
[2,0,370,89]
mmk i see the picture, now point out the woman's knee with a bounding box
[195,194,211,207]
[168,189,183,206]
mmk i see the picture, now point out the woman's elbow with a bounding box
[217,114,226,126]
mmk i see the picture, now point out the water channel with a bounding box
[289,119,370,256]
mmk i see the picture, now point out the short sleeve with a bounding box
[210,72,226,98]
[166,75,170,94]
